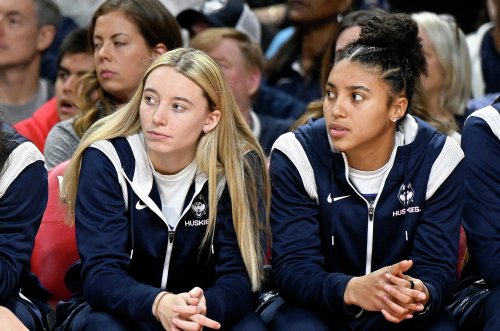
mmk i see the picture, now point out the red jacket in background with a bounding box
[14,97,59,152]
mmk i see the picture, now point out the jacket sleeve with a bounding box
[461,116,500,289]
[0,161,47,302]
[409,160,464,316]
[204,185,255,326]
[75,148,161,323]
[270,150,353,315]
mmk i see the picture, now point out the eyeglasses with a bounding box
[438,13,460,45]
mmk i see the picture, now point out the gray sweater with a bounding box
[44,117,80,169]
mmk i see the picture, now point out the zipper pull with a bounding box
[168,230,175,243]
[368,201,375,221]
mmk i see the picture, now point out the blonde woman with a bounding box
[59,48,270,330]
[412,12,472,139]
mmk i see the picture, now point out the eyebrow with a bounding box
[6,11,22,17]
[326,81,371,92]
[58,62,91,73]
[93,33,130,40]
[143,88,194,105]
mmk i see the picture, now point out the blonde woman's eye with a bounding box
[172,103,185,112]
[144,95,157,105]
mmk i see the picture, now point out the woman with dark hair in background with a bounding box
[264,0,353,104]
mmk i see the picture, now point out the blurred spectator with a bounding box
[40,16,79,82]
[191,27,296,154]
[467,0,500,99]
[44,0,183,169]
[412,12,472,135]
[291,8,387,130]
[264,0,353,104]
[180,0,307,121]
[177,0,262,45]
[53,0,205,26]
[388,0,484,34]
[14,28,93,152]
[0,0,60,124]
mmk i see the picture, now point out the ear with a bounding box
[151,43,168,58]
[245,67,261,97]
[36,25,57,52]
[390,96,408,122]
[203,109,221,133]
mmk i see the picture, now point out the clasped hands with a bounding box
[154,287,221,330]
[344,259,430,323]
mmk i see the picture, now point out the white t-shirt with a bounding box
[348,130,405,202]
[150,159,197,228]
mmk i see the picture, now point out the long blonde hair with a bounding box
[62,48,270,291]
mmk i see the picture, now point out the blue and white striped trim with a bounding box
[0,142,44,199]
[426,136,464,200]
[90,140,129,209]
[468,106,500,140]
[272,132,318,204]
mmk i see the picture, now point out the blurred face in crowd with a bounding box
[139,66,220,174]
[55,52,94,121]
[0,0,44,69]
[335,26,361,53]
[93,10,159,103]
[204,37,259,116]
[287,0,352,25]
[418,26,444,98]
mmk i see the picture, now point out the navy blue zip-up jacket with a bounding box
[0,123,47,302]
[270,115,463,318]
[462,105,500,290]
[75,133,254,326]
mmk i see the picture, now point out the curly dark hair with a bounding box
[337,13,427,105]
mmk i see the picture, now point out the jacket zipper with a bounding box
[160,186,205,289]
[160,228,175,289]
[341,154,383,275]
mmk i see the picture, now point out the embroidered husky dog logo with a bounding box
[398,183,414,206]
[191,195,207,218]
